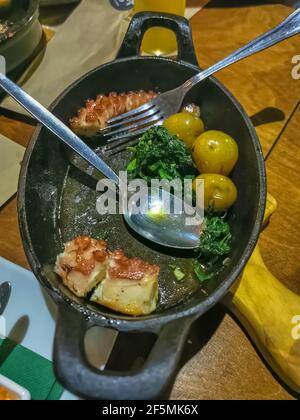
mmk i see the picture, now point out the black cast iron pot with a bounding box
[18,12,266,400]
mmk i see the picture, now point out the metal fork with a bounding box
[102,8,300,156]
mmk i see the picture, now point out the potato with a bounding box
[193,173,238,212]
[193,130,238,175]
[163,112,204,148]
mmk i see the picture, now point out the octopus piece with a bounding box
[91,249,160,316]
[70,90,158,137]
[55,236,109,298]
[55,238,160,316]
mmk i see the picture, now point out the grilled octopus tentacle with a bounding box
[70,90,158,137]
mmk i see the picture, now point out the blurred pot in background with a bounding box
[0,0,42,74]
[38,0,79,5]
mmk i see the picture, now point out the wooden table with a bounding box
[0,0,299,400]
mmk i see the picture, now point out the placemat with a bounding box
[0,337,63,400]
[0,136,25,208]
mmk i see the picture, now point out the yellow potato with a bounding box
[0,0,11,8]
[193,173,238,212]
[163,112,204,148]
[193,130,238,175]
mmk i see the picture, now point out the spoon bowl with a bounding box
[125,187,202,249]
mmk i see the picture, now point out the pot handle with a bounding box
[117,12,199,66]
[54,305,195,400]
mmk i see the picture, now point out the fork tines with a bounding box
[100,99,164,155]
[102,121,162,156]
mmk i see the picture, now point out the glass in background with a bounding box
[134,0,186,56]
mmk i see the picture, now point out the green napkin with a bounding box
[0,337,64,400]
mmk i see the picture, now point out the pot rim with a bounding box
[18,55,267,332]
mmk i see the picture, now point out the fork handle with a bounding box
[182,8,300,91]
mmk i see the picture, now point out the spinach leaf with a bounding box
[193,260,214,283]
[194,216,232,280]
[170,265,186,282]
[198,217,232,259]
[127,126,197,182]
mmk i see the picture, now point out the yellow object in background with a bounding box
[134,0,186,55]
[225,193,300,394]
[0,0,11,7]
[0,0,11,12]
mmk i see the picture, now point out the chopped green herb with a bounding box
[170,265,186,282]
[126,158,137,172]
[222,257,231,267]
[127,126,197,182]
[198,217,232,259]
[193,216,232,281]
[193,260,213,283]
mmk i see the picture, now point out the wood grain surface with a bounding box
[0,0,299,400]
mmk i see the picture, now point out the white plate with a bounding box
[0,374,31,400]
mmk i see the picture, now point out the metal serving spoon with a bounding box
[0,73,201,249]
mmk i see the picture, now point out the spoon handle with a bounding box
[0,281,11,316]
[183,8,300,90]
[0,73,119,185]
